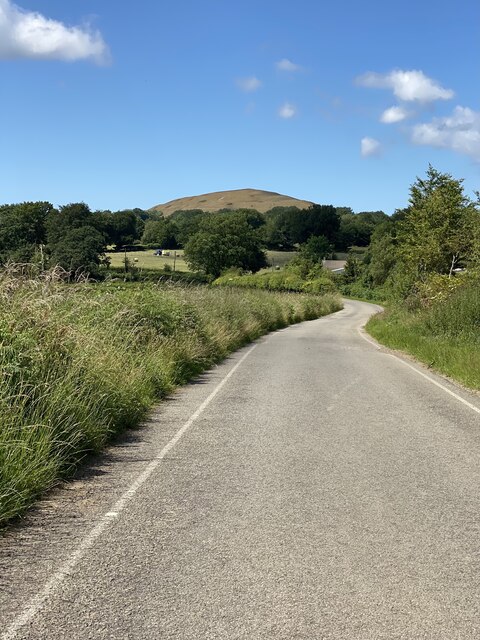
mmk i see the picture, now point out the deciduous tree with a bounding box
[184,214,267,277]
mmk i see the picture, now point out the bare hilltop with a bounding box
[150,188,313,216]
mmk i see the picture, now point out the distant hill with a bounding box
[150,189,314,216]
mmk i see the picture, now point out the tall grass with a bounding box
[367,280,480,389]
[0,270,342,526]
[213,266,336,294]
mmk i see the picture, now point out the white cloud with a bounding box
[278,102,297,119]
[236,76,262,92]
[0,0,110,64]
[356,69,454,102]
[380,105,410,124]
[412,106,480,160]
[276,58,302,72]
[361,137,382,157]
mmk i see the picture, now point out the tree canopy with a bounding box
[359,166,480,297]
[0,201,52,264]
[49,226,106,276]
[141,218,178,248]
[184,213,267,277]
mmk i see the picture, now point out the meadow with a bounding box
[106,249,297,273]
[0,270,341,527]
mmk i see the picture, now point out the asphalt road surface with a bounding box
[1,300,480,639]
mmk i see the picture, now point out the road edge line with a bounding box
[357,325,480,416]
[1,344,257,640]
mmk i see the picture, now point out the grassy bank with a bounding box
[106,265,210,284]
[0,272,341,527]
[214,263,336,295]
[367,282,480,390]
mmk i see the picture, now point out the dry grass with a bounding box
[151,188,313,216]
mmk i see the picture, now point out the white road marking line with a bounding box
[386,354,480,415]
[357,327,480,416]
[357,327,381,350]
[2,344,257,640]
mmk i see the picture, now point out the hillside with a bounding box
[150,188,313,216]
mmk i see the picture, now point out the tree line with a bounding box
[341,166,480,304]
[145,205,387,253]
[0,203,146,275]
[0,200,386,277]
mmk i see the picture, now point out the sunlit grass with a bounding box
[105,249,298,273]
[0,270,341,526]
[367,283,480,390]
[106,250,189,272]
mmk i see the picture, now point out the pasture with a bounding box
[106,249,298,273]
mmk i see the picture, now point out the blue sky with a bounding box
[2,0,479,214]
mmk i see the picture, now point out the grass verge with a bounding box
[0,272,342,527]
[366,283,480,390]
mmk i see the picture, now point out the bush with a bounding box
[423,279,480,340]
[405,273,465,309]
[214,259,338,295]
[302,277,336,294]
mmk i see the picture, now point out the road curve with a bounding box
[1,299,480,639]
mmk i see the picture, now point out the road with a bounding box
[1,299,480,639]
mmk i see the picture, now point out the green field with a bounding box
[263,250,297,269]
[106,249,298,273]
[106,250,189,272]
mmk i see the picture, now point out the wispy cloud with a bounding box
[356,69,454,103]
[361,137,382,157]
[278,102,297,119]
[276,58,302,72]
[380,105,410,124]
[236,76,262,93]
[412,106,480,160]
[0,0,110,64]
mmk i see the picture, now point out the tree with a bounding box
[46,202,94,246]
[225,208,265,230]
[336,210,388,251]
[342,255,362,283]
[396,167,478,282]
[299,235,332,262]
[0,201,52,264]
[184,214,267,277]
[141,219,178,248]
[95,210,143,249]
[262,205,340,247]
[49,226,106,276]
[335,206,355,217]
[262,207,300,249]
[304,205,340,244]
[365,220,397,286]
[169,209,205,246]
[46,202,107,274]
